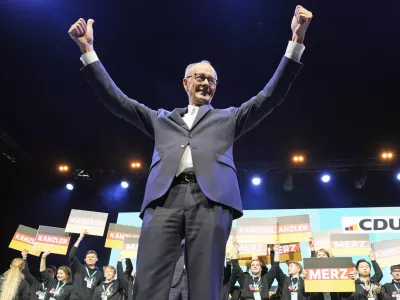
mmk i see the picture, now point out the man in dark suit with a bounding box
[68,5,312,300]
[169,240,187,300]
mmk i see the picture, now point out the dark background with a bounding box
[0,0,399,273]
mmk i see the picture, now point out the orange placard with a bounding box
[9,225,41,256]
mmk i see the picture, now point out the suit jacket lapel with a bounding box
[168,107,189,131]
[191,103,213,130]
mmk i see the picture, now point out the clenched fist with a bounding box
[291,5,313,44]
[68,18,95,54]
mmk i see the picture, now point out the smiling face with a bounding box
[183,62,217,106]
[250,260,261,276]
[57,269,67,282]
[103,267,116,282]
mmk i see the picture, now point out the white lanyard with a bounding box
[360,283,374,295]
[102,283,114,295]
[85,268,97,279]
[394,283,400,293]
[55,282,66,295]
[41,283,45,291]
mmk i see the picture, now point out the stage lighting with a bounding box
[130,162,142,169]
[381,151,394,161]
[121,181,129,188]
[252,177,261,185]
[58,165,69,172]
[66,183,74,190]
[397,173,400,181]
[292,155,305,164]
[321,174,331,183]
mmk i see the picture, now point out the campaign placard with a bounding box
[65,209,108,236]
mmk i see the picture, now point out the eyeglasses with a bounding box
[186,73,218,86]
[393,269,400,273]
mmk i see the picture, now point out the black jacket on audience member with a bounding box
[41,271,73,300]
[0,274,31,300]
[273,262,309,300]
[22,259,49,300]
[351,261,383,299]
[69,246,103,300]
[378,281,400,300]
[238,266,275,299]
[220,259,243,300]
[92,262,131,300]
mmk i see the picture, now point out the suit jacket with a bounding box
[170,240,185,288]
[82,57,302,219]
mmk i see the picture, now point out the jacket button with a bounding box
[189,134,193,138]
[181,145,185,149]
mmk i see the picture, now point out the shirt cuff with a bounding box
[284,40,305,63]
[80,51,99,66]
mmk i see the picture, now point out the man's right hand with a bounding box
[68,18,95,54]
[79,230,88,240]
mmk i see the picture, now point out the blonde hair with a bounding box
[103,265,116,274]
[287,260,303,274]
[0,258,25,300]
[316,248,332,257]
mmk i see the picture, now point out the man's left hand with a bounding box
[291,5,313,44]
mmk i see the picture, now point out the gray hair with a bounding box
[184,60,218,79]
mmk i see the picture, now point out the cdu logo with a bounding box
[342,217,400,233]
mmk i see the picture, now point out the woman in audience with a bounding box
[304,238,354,300]
[40,251,73,300]
[0,258,30,300]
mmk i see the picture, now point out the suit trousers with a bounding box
[132,181,233,300]
[169,272,188,300]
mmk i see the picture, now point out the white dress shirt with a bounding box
[80,41,305,176]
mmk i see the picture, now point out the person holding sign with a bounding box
[21,250,56,300]
[40,251,73,300]
[92,260,131,300]
[0,257,31,300]
[67,4,313,299]
[69,231,103,300]
[272,243,309,300]
[236,244,276,299]
[220,237,242,300]
[350,253,383,299]
[377,265,400,300]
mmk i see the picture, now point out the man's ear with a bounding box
[183,78,189,91]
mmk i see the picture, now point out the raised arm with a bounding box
[21,250,39,287]
[40,251,56,286]
[369,251,383,283]
[124,258,134,279]
[68,19,158,138]
[69,231,86,271]
[117,256,132,291]
[272,244,287,289]
[231,6,312,140]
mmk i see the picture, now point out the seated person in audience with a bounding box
[236,245,276,299]
[69,230,104,300]
[40,251,73,300]
[220,237,242,300]
[21,250,56,300]
[272,243,309,300]
[349,252,383,300]
[376,264,400,300]
[92,259,131,300]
